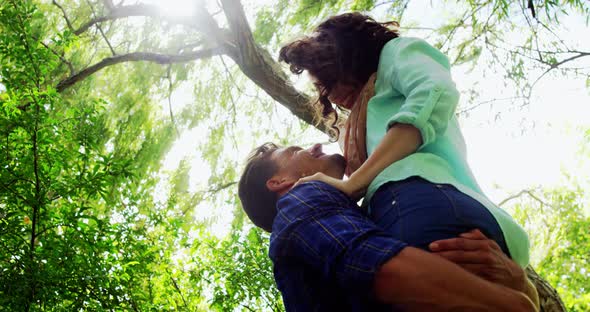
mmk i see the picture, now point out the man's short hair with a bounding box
[238,143,280,232]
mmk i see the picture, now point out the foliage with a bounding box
[0,0,189,310]
[539,215,590,311]
[509,133,590,311]
[509,185,590,312]
[205,227,282,312]
[0,0,587,311]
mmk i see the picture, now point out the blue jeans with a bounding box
[369,177,510,256]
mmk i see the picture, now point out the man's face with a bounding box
[270,144,346,181]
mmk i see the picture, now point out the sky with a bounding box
[148,0,590,237]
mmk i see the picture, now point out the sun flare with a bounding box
[148,0,200,17]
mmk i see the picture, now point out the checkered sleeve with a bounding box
[276,182,407,289]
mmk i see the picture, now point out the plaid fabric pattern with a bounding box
[269,181,407,312]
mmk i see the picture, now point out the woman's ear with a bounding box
[266,176,296,195]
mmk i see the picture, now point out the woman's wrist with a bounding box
[346,173,369,192]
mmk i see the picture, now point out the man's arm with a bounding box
[429,229,540,309]
[279,184,536,311]
[375,247,537,311]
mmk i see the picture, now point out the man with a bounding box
[238,142,537,311]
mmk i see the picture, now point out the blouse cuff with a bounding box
[387,112,435,148]
[386,87,443,148]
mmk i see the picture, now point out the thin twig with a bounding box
[52,0,74,31]
[169,275,189,310]
[219,55,239,149]
[85,0,116,55]
[499,190,530,206]
[166,65,180,137]
[457,96,525,115]
[182,181,238,215]
[498,189,553,209]
[36,38,74,75]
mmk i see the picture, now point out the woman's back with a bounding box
[365,36,530,267]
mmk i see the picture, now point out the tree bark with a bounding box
[526,267,567,312]
[220,0,328,133]
[56,49,223,92]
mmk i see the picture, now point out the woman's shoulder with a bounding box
[379,36,450,72]
[381,36,439,57]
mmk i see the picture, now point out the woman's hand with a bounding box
[295,173,366,200]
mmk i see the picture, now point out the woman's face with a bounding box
[328,82,360,109]
[310,75,360,109]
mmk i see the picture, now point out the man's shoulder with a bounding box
[270,181,359,243]
[277,181,355,215]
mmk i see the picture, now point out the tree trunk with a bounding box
[220,0,329,134]
[526,267,567,312]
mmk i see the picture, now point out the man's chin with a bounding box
[326,154,346,178]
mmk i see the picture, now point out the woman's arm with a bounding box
[298,38,459,197]
[297,123,421,198]
[344,123,422,197]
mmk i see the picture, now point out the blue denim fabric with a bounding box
[369,177,510,256]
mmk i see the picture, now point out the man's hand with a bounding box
[375,246,537,312]
[429,229,526,291]
[429,229,539,309]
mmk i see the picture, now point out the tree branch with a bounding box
[101,0,114,10]
[74,4,161,35]
[219,55,240,149]
[165,65,180,137]
[85,0,116,56]
[547,52,590,70]
[0,181,31,206]
[220,0,327,133]
[73,3,227,40]
[169,275,188,310]
[499,190,530,207]
[52,0,74,31]
[182,181,238,215]
[526,267,567,312]
[207,181,237,194]
[56,48,224,92]
[498,189,554,209]
[36,38,75,75]
[65,0,331,134]
[526,51,590,98]
[457,96,526,116]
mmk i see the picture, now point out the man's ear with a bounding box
[266,176,296,194]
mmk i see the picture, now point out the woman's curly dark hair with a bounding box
[279,12,399,134]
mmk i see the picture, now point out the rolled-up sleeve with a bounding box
[385,38,460,147]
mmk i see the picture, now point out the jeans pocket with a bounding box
[434,185,510,255]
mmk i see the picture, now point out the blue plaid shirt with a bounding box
[269,181,407,311]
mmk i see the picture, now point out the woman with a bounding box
[279,13,530,268]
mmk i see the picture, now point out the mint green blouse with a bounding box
[364,37,530,268]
